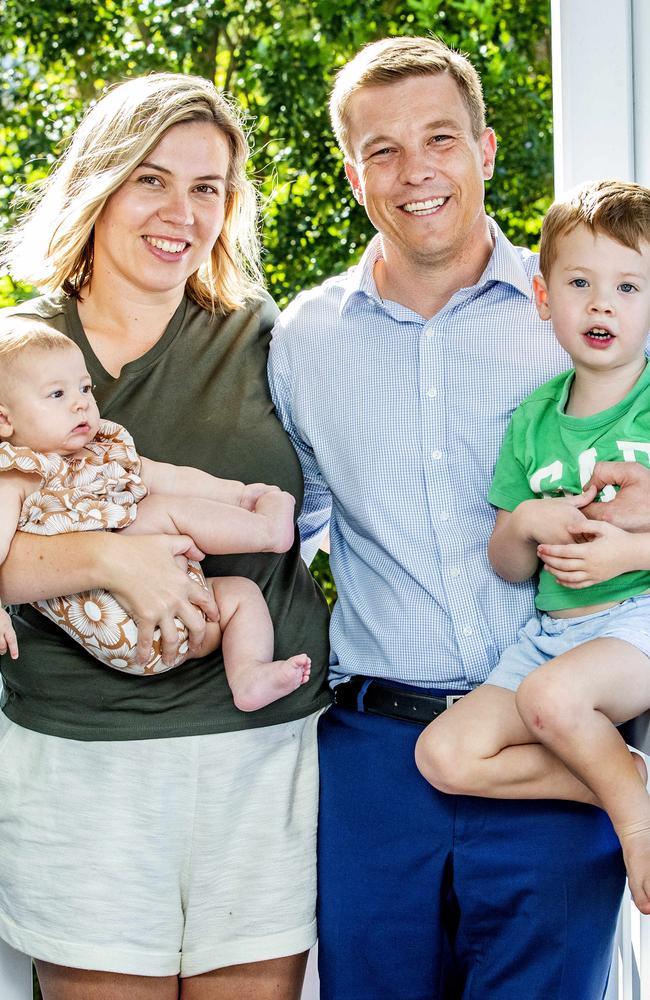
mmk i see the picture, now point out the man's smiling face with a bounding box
[344,71,496,272]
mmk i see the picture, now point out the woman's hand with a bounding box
[101,533,219,665]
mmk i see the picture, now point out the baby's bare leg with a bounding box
[121,492,295,555]
[415,683,599,804]
[209,576,310,712]
[516,637,650,914]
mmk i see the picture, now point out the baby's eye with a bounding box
[81,383,94,394]
[569,278,589,288]
[49,389,64,399]
[619,282,637,294]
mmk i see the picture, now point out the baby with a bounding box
[415,180,650,913]
[0,319,310,711]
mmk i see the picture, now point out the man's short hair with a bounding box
[330,35,486,161]
[539,180,650,279]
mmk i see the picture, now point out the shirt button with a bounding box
[439,511,450,521]
[425,329,434,338]
[431,450,443,460]
[449,567,461,577]
[462,626,474,637]
[426,388,438,398]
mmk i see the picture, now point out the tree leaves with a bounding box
[1,0,552,309]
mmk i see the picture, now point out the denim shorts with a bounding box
[486,593,650,693]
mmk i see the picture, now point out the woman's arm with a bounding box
[0,530,219,664]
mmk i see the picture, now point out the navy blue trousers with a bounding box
[317,703,625,1000]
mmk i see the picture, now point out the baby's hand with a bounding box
[538,520,636,588]
[0,607,18,659]
[240,482,281,511]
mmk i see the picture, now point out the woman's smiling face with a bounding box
[92,120,231,300]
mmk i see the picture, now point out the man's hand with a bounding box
[583,462,650,532]
[537,520,640,588]
[0,607,18,660]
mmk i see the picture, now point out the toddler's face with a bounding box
[533,225,650,376]
[0,344,101,455]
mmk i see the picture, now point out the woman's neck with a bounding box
[567,359,647,417]
[77,281,185,377]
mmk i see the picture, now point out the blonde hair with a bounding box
[540,180,650,279]
[330,36,486,161]
[2,73,262,312]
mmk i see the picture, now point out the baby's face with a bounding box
[1,345,101,455]
[534,224,650,377]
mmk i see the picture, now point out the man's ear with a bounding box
[0,404,14,439]
[344,161,364,206]
[532,273,552,320]
[480,128,497,181]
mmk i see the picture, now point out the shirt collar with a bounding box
[340,217,534,316]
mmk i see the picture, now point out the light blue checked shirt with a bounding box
[268,220,571,689]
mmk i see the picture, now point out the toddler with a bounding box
[415,180,650,913]
[0,319,310,711]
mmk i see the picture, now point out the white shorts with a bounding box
[0,710,322,978]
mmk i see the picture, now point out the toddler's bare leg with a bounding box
[516,637,650,914]
[121,492,295,555]
[415,683,599,804]
[209,576,310,712]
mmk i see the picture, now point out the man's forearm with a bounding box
[0,531,110,604]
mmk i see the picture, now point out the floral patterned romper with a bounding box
[0,419,206,674]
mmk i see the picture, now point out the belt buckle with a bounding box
[445,695,464,709]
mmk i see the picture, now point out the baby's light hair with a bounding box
[539,180,650,279]
[0,318,74,374]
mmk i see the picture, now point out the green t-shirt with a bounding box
[488,362,650,611]
[0,293,331,739]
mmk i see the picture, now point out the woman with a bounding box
[0,73,330,1000]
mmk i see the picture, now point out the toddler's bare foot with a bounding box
[619,821,650,914]
[232,653,311,712]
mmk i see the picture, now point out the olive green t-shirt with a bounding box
[0,292,331,739]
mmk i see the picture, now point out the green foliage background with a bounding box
[0,0,552,605]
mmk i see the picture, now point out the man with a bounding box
[269,36,626,999]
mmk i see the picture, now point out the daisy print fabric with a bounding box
[2,420,209,674]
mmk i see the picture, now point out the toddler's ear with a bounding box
[532,274,552,321]
[0,405,14,439]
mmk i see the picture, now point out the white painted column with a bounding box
[0,942,31,1000]
[551,0,649,190]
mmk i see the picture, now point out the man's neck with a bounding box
[373,222,494,320]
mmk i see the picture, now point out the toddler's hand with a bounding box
[522,487,597,545]
[537,520,636,588]
[0,607,18,659]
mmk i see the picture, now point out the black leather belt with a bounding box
[332,676,465,726]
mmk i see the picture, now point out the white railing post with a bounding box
[0,940,31,1000]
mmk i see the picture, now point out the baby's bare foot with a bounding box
[232,653,311,712]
